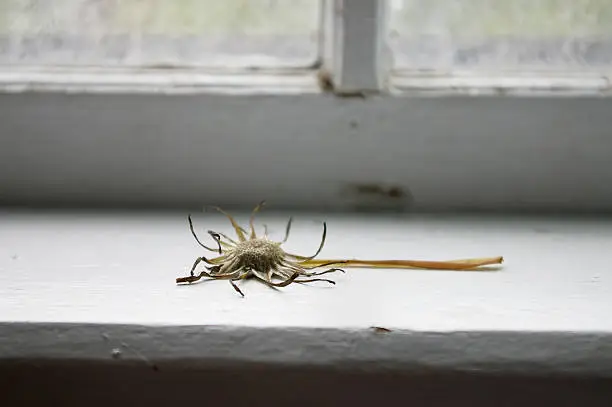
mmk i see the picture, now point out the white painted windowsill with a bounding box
[1,209,611,404]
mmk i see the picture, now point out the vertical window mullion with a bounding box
[322,0,386,93]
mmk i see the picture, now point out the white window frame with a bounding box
[2,4,612,399]
[0,0,611,213]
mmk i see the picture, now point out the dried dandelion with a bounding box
[176,201,504,296]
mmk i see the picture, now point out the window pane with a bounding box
[0,0,320,68]
[387,0,612,72]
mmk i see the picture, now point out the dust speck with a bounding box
[111,348,122,359]
[370,326,392,333]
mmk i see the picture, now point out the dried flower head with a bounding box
[176,201,345,296]
[176,201,504,296]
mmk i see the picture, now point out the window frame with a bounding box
[1,0,610,96]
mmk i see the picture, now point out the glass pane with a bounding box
[387,0,612,72]
[0,0,320,68]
